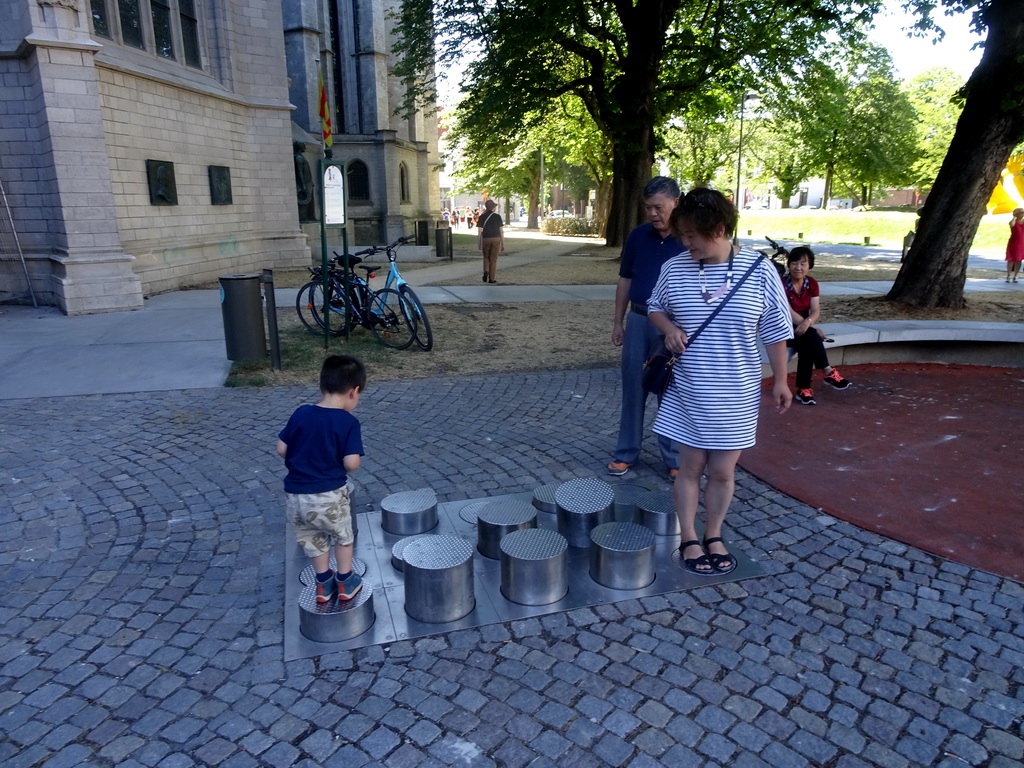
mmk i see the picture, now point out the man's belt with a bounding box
[630,302,648,315]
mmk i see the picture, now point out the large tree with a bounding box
[889,0,1024,307]
[782,43,918,207]
[393,0,879,246]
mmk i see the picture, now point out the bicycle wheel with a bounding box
[400,285,433,351]
[296,281,345,336]
[296,281,326,334]
[367,288,416,349]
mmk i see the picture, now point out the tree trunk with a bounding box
[527,172,540,229]
[605,140,655,246]
[888,0,1024,308]
[821,161,834,210]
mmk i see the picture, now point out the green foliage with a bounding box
[393,0,885,242]
[764,42,919,202]
[903,67,965,191]
[540,217,602,236]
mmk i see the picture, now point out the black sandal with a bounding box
[703,536,736,574]
[679,540,714,576]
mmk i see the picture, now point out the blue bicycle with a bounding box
[295,251,417,349]
[351,235,433,351]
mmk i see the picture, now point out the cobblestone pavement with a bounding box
[2,369,1022,768]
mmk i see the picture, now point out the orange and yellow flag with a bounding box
[318,73,333,148]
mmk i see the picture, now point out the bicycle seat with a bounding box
[333,253,364,269]
[359,264,381,274]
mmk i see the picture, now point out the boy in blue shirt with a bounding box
[277,355,366,602]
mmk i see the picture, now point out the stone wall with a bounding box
[96,67,308,294]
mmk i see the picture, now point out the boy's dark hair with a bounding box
[671,187,737,239]
[787,246,815,269]
[319,355,367,395]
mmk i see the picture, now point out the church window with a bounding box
[152,0,175,59]
[118,0,145,49]
[90,0,204,69]
[91,0,111,37]
[400,163,410,203]
[348,161,370,202]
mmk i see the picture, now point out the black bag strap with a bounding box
[665,253,765,358]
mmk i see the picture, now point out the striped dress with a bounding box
[649,248,793,451]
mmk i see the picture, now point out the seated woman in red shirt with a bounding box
[783,247,851,405]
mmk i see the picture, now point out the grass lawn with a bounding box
[737,209,1010,254]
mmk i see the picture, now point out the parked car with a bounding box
[548,209,574,218]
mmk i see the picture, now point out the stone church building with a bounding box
[0,0,439,314]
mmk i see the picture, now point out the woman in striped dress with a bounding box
[647,188,793,576]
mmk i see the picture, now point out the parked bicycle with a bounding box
[758,235,789,277]
[295,251,417,350]
[349,235,433,351]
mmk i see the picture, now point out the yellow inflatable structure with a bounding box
[988,154,1024,214]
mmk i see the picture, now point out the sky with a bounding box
[868,3,985,81]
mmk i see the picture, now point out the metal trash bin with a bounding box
[219,274,266,361]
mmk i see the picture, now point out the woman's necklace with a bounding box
[698,246,735,304]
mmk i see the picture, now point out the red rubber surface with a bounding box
[742,363,1024,582]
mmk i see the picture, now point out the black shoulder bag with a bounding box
[642,255,765,396]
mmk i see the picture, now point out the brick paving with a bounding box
[1,369,1022,767]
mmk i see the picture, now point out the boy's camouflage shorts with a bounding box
[285,485,354,557]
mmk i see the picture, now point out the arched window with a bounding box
[399,163,410,203]
[347,160,370,202]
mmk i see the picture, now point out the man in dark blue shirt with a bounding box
[608,177,684,479]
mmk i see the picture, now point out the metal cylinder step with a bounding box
[555,477,614,548]
[477,499,537,559]
[298,582,375,643]
[380,488,438,535]
[636,490,679,536]
[500,528,568,606]
[589,521,656,590]
[403,535,475,623]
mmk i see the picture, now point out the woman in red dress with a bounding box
[1006,207,1024,283]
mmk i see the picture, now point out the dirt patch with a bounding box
[231,239,1022,387]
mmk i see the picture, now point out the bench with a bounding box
[762,321,1024,373]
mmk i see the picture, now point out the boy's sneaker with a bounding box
[795,388,816,405]
[315,572,337,603]
[337,572,363,601]
[607,461,629,476]
[823,368,851,390]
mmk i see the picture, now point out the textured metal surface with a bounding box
[283,484,764,660]
[612,482,648,522]
[458,500,489,526]
[477,499,538,559]
[403,535,474,570]
[555,477,615,548]
[298,582,375,643]
[636,489,680,536]
[403,535,475,623]
[390,536,431,572]
[298,558,367,586]
[380,488,438,535]
[500,528,568,606]
[590,522,656,590]
[555,477,614,514]
[531,482,559,514]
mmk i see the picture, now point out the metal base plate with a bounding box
[283,482,765,661]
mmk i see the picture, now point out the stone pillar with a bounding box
[28,1,143,314]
